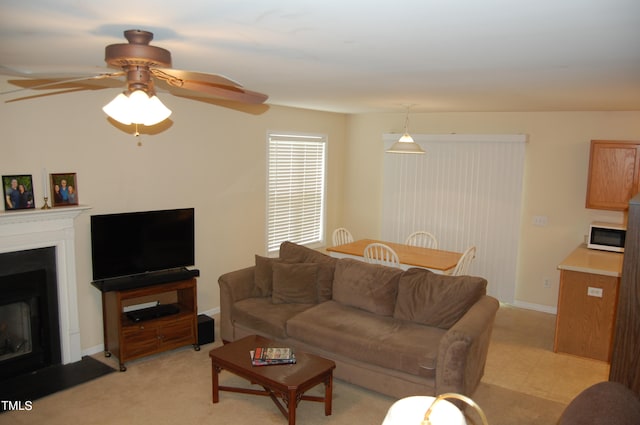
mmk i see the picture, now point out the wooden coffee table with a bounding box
[209,335,336,425]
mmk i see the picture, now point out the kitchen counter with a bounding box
[557,244,624,277]
[554,243,623,362]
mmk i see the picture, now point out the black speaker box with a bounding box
[197,314,215,345]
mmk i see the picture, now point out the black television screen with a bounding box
[91,208,195,281]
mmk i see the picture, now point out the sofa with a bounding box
[218,241,499,399]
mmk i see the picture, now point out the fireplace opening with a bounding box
[0,247,60,381]
[0,301,34,361]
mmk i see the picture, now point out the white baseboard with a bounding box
[511,300,557,315]
[199,307,220,317]
[81,307,222,358]
[83,344,105,357]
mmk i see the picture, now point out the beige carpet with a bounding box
[6,305,609,425]
[1,305,605,425]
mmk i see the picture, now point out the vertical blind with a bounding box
[382,134,526,302]
[267,133,327,253]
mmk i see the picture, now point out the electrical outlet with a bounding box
[587,287,603,298]
[533,216,548,227]
[544,278,551,288]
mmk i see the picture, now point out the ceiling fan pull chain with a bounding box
[134,123,142,146]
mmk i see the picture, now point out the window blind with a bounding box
[382,133,526,303]
[267,133,327,253]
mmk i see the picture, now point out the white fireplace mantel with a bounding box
[0,205,91,364]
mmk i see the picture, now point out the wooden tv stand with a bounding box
[97,277,199,371]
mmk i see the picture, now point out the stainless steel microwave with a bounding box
[588,222,626,253]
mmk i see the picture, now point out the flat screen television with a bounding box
[90,208,195,281]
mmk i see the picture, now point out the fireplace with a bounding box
[0,248,61,380]
[0,206,89,371]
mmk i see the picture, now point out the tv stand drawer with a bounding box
[122,327,159,359]
[158,317,195,347]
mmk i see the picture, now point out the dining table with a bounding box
[325,238,462,274]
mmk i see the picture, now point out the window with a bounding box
[267,133,327,253]
[382,133,526,303]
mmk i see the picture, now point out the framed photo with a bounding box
[2,175,36,210]
[50,173,79,207]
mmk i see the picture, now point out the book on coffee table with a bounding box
[250,347,297,366]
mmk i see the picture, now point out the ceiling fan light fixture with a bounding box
[102,89,172,126]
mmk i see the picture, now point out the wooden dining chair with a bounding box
[451,246,476,276]
[332,227,354,246]
[363,242,400,268]
[404,231,438,249]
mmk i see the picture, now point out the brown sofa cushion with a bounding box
[272,262,319,304]
[278,241,337,301]
[394,268,487,329]
[279,241,337,265]
[286,301,444,377]
[316,262,335,302]
[254,255,282,297]
[332,258,402,316]
[232,297,314,339]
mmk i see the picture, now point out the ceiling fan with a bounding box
[1,29,269,126]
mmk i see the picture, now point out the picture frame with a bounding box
[50,173,79,207]
[2,174,36,210]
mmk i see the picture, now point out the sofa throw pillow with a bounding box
[316,262,335,302]
[254,255,282,297]
[279,241,337,265]
[277,241,337,301]
[332,258,402,316]
[272,262,319,304]
[394,268,487,329]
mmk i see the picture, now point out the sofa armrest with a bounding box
[218,266,256,342]
[436,295,499,396]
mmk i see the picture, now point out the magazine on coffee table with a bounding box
[250,347,297,366]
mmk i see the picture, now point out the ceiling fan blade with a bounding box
[167,80,268,104]
[170,92,270,115]
[0,69,125,96]
[4,87,92,103]
[152,68,243,89]
[1,65,116,78]
[151,68,268,104]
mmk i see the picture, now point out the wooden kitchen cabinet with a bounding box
[585,139,640,210]
[101,278,199,371]
[554,270,620,362]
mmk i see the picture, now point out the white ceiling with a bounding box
[1,0,639,114]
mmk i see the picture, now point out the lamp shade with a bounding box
[387,133,426,154]
[381,396,466,425]
[102,93,132,125]
[102,90,172,126]
[144,94,172,125]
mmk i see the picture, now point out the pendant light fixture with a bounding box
[386,107,425,154]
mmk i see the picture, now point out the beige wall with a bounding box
[2,76,639,352]
[344,111,640,311]
[0,81,346,352]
